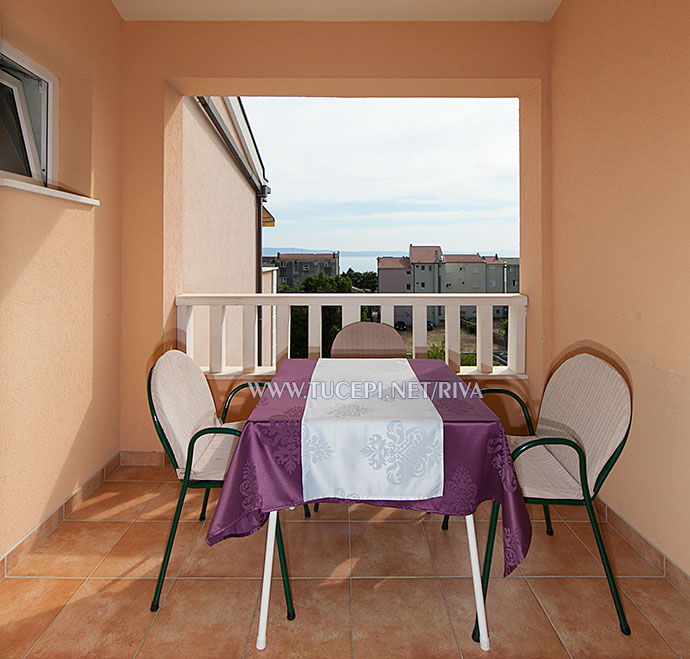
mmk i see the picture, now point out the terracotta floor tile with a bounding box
[519,521,603,576]
[9,521,129,577]
[424,520,511,577]
[423,502,492,525]
[28,579,164,658]
[352,578,459,657]
[620,578,690,657]
[279,522,350,578]
[137,483,220,521]
[137,579,259,658]
[566,521,662,577]
[93,521,202,578]
[550,503,599,521]
[179,524,268,577]
[441,577,569,658]
[65,481,163,521]
[245,579,351,658]
[349,503,424,521]
[527,577,677,658]
[280,502,349,521]
[350,521,434,577]
[107,464,177,482]
[0,578,83,659]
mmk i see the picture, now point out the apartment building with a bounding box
[271,252,339,289]
[378,246,518,322]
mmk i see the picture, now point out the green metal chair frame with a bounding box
[147,372,295,618]
[443,378,632,641]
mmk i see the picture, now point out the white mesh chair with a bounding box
[459,353,633,639]
[147,350,294,617]
[330,321,407,359]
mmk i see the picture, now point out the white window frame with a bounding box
[1,41,58,187]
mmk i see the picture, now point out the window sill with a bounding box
[0,177,100,206]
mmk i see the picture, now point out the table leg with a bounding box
[465,514,490,651]
[256,510,278,650]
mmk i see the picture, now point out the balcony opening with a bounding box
[241,97,519,366]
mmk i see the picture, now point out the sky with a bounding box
[242,97,519,259]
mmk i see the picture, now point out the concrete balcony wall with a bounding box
[550,0,690,574]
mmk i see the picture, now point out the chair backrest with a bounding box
[536,353,631,495]
[330,321,407,359]
[148,350,219,470]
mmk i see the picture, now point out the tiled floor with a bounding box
[2,465,689,658]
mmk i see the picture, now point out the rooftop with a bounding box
[409,245,444,264]
[377,256,411,269]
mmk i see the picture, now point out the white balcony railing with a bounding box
[175,293,527,377]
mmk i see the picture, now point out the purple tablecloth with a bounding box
[206,359,531,575]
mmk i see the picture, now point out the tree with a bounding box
[280,273,354,357]
[344,268,378,292]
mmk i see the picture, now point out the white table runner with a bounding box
[301,359,443,501]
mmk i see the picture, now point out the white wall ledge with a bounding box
[0,177,100,206]
[204,365,527,381]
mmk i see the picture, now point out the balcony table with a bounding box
[206,358,531,651]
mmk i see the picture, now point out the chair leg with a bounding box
[275,514,296,620]
[199,488,211,521]
[151,481,188,611]
[303,504,311,518]
[441,514,450,530]
[584,499,631,635]
[472,501,500,643]
[313,502,320,512]
[543,504,554,535]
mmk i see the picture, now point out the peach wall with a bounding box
[550,0,690,572]
[0,1,122,558]
[120,20,551,452]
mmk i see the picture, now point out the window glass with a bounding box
[1,55,49,183]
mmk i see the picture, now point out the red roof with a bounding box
[409,245,443,264]
[378,256,411,269]
[483,255,504,265]
[444,253,484,263]
[276,252,338,260]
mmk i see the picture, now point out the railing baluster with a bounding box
[276,304,289,366]
[476,305,493,374]
[342,305,360,327]
[508,304,526,373]
[308,304,322,359]
[381,305,394,327]
[242,304,257,373]
[209,305,226,373]
[412,304,427,359]
[176,304,194,358]
[445,305,461,372]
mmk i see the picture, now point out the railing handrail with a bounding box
[176,292,528,306]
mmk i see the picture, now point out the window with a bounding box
[420,265,425,271]
[279,276,287,284]
[1,44,57,185]
[279,261,286,267]
[302,264,310,271]
[406,270,411,275]
[445,282,452,288]
[406,283,411,290]
[488,280,496,287]
[420,282,426,289]
[472,282,480,289]
[472,266,480,274]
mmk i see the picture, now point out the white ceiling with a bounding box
[112,0,563,22]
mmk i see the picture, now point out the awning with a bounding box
[261,205,275,227]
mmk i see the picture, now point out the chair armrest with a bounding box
[221,382,269,423]
[182,426,242,483]
[480,388,535,435]
[510,436,591,498]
